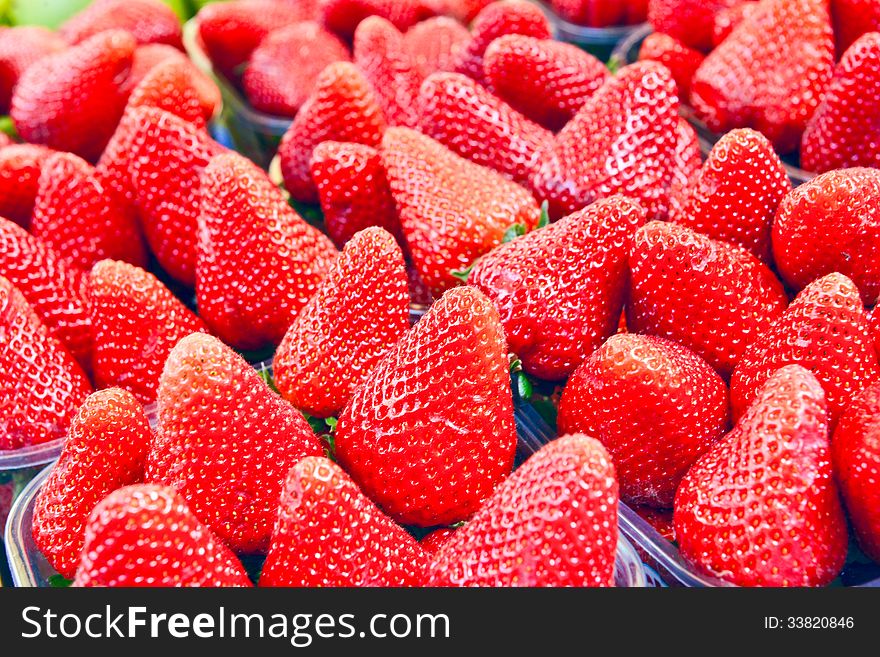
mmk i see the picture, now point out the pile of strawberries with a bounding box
[0,0,879,588]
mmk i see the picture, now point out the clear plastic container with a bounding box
[182,18,292,168]
[538,2,647,62]
[5,396,646,587]
[610,24,816,187]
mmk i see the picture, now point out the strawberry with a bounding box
[558,334,730,507]
[444,0,497,22]
[60,0,182,49]
[832,0,880,57]
[260,457,428,586]
[0,218,92,368]
[354,16,423,128]
[278,61,387,203]
[403,16,470,78]
[633,505,676,542]
[712,1,758,47]
[648,0,742,52]
[274,228,408,418]
[198,152,338,350]
[666,118,701,222]
[418,72,553,186]
[0,143,54,227]
[243,21,350,118]
[800,33,880,173]
[871,305,880,359]
[675,365,848,587]
[0,275,91,450]
[483,35,609,132]
[32,388,152,578]
[531,62,679,221]
[147,333,323,553]
[310,141,402,248]
[773,168,880,305]
[335,286,517,527]
[833,381,880,563]
[550,0,648,27]
[11,30,135,162]
[319,0,437,39]
[380,127,541,295]
[731,273,880,427]
[637,32,704,99]
[125,58,215,127]
[74,484,252,587]
[0,26,65,114]
[470,196,645,380]
[31,152,147,271]
[89,260,207,404]
[455,0,552,85]
[690,0,834,154]
[627,221,788,378]
[427,434,618,586]
[129,107,223,286]
[420,527,456,554]
[197,0,307,79]
[674,128,790,262]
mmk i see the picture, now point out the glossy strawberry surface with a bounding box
[335,286,517,527]
[126,44,221,119]
[403,16,470,78]
[0,26,65,114]
[831,0,880,57]
[33,388,152,578]
[427,434,618,587]
[551,0,648,27]
[260,457,428,587]
[319,0,437,39]
[125,58,215,127]
[648,0,741,51]
[0,143,55,227]
[60,0,183,49]
[420,527,457,554]
[638,32,704,99]
[675,365,848,587]
[559,334,730,507]
[666,118,701,222]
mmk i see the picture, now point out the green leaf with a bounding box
[451,262,476,283]
[0,115,18,139]
[607,57,621,75]
[509,356,522,373]
[322,432,336,461]
[48,575,72,588]
[538,201,550,228]
[515,371,533,400]
[325,417,338,433]
[502,223,526,243]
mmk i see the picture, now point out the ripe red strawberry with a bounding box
[147,333,322,553]
[445,0,496,22]
[832,0,880,57]
[690,0,834,154]
[11,30,135,162]
[871,305,880,359]
[427,434,618,586]
[731,273,880,427]
[418,72,553,186]
[712,1,757,47]
[32,388,152,578]
[354,16,423,128]
[403,16,470,78]
[260,457,428,586]
[60,0,182,49]
[0,26,65,114]
[470,196,645,380]
[675,128,790,262]
[550,0,647,27]
[125,58,214,127]
[243,21,349,118]
[800,34,880,173]
[638,32,704,99]
[420,527,456,554]
[0,143,54,227]
[74,484,252,587]
[89,260,207,404]
[278,61,387,203]
[675,365,847,587]
[96,106,151,211]
[627,221,788,378]
[0,275,91,450]
[129,107,223,286]
[310,141,402,248]
[455,0,552,85]
[483,35,609,132]
[649,0,743,52]
[773,168,880,305]
[274,228,408,417]
[319,0,437,39]
[666,118,701,222]
[198,152,338,350]
[31,152,147,271]
[0,218,92,368]
[532,62,679,221]
[558,334,730,507]
[833,381,880,563]
[197,0,307,79]
[335,286,517,526]
[381,127,541,295]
